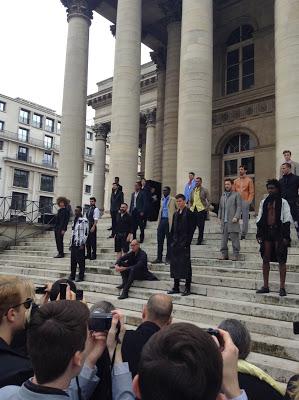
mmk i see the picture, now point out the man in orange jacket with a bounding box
[234,165,254,239]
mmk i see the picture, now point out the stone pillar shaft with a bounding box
[177,0,213,193]
[93,123,109,211]
[57,2,92,207]
[162,21,181,192]
[275,0,299,174]
[109,0,142,201]
[144,109,156,180]
[154,70,165,182]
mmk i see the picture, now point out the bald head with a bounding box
[143,294,173,327]
[130,239,140,253]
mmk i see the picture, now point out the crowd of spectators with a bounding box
[0,275,297,400]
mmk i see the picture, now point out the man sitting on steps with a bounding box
[114,240,158,300]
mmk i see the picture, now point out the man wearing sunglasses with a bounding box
[0,276,34,388]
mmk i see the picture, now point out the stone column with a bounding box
[160,2,182,192]
[144,109,156,180]
[57,0,94,207]
[177,0,213,193]
[150,48,166,183]
[108,0,142,201]
[92,123,110,211]
[275,0,299,175]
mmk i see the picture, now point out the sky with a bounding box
[0,0,151,124]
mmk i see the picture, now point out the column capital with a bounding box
[144,109,156,127]
[150,47,167,71]
[61,0,99,23]
[158,0,182,24]
[92,122,110,140]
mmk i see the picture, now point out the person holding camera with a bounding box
[69,206,89,283]
[0,300,134,400]
[115,240,158,300]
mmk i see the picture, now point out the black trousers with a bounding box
[111,210,118,236]
[192,209,207,244]
[86,226,97,258]
[132,209,145,242]
[121,267,145,293]
[54,229,64,255]
[157,218,171,261]
[70,246,85,279]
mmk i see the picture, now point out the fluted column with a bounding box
[151,48,166,183]
[92,123,110,211]
[275,0,299,175]
[144,109,156,180]
[177,0,213,193]
[58,0,94,207]
[160,1,182,192]
[109,0,142,201]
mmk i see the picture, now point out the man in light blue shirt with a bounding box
[184,172,196,204]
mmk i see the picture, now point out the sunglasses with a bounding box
[6,298,33,314]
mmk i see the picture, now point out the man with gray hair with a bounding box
[122,294,173,377]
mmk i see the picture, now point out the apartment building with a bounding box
[0,93,95,214]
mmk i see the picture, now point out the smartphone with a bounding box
[206,328,224,347]
[293,321,299,334]
[76,289,84,301]
[59,283,67,300]
[35,285,47,295]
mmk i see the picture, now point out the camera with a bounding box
[35,285,47,295]
[89,311,113,332]
[76,289,84,301]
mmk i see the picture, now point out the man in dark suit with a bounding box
[114,176,123,192]
[122,294,173,377]
[109,183,124,238]
[114,203,133,259]
[129,181,146,243]
[114,240,158,300]
[54,196,70,258]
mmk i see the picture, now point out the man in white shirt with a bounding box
[86,197,100,260]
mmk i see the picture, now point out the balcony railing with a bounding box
[4,154,58,170]
[0,129,59,151]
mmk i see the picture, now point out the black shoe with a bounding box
[116,284,124,290]
[256,286,270,294]
[165,259,170,265]
[241,235,246,240]
[182,288,191,297]
[279,288,287,297]
[107,227,112,231]
[118,291,128,300]
[76,278,84,282]
[68,275,75,281]
[90,256,97,260]
[152,259,162,264]
[54,254,64,258]
[196,240,202,245]
[139,239,144,244]
[108,235,114,239]
[167,288,180,295]
[85,255,91,260]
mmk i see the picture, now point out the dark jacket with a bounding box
[55,207,70,231]
[279,173,299,202]
[0,337,33,388]
[115,212,133,235]
[122,321,160,377]
[117,249,158,280]
[238,372,284,400]
[110,189,124,212]
[170,207,195,280]
[129,191,146,215]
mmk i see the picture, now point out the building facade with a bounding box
[0,93,95,213]
[58,0,299,210]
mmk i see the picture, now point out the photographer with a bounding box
[0,300,134,400]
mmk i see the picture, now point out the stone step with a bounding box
[2,265,299,326]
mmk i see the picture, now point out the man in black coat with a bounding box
[279,162,299,238]
[114,240,158,300]
[122,294,173,377]
[109,183,124,238]
[168,193,195,296]
[129,181,146,243]
[114,203,133,259]
[54,196,70,258]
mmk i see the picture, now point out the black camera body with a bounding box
[35,285,47,295]
[89,311,113,332]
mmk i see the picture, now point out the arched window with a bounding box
[223,133,256,178]
[226,25,254,95]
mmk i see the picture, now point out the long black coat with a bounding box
[110,189,124,212]
[170,207,195,280]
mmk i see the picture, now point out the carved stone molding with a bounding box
[61,0,96,23]
[92,122,110,140]
[212,98,275,126]
[144,109,157,127]
[158,0,182,24]
[150,47,167,71]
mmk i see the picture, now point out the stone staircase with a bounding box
[0,217,299,383]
